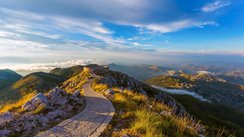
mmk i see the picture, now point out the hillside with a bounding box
[0,72,66,104]
[171,94,244,136]
[0,69,22,90]
[93,66,187,116]
[0,65,241,136]
[146,73,244,110]
[50,65,84,78]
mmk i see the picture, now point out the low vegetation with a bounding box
[0,92,36,113]
[92,82,204,137]
[62,71,91,94]
[171,94,244,137]
[0,71,91,113]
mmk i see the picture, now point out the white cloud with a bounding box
[135,20,217,33]
[0,38,49,50]
[0,30,21,38]
[0,59,93,73]
[202,0,231,12]
[152,85,208,102]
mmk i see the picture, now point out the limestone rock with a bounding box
[154,93,187,117]
[73,90,81,97]
[105,89,114,95]
[22,93,49,111]
[0,112,15,127]
[0,130,11,136]
[48,88,68,107]
[39,116,49,126]
[160,110,172,116]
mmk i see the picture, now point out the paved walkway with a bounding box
[36,79,115,137]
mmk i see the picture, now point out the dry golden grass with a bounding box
[0,92,36,113]
[63,71,91,94]
[92,81,203,137]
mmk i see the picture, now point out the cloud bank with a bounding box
[152,85,208,102]
[0,59,95,75]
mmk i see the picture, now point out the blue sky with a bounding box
[0,0,244,70]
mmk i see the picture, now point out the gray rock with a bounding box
[105,89,114,95]
[122,134,131,137]
[154,93,187,117]
[0,130,11,136]
[0,112,15,127]
[22,93,49,111]
[39,116,49,126]
[73,90,81,97]
[48,88,68,107]
[160,110,172,116]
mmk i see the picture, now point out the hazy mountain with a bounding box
[0,69,22,90]
[108,63,170,81]
[146,73,244,110]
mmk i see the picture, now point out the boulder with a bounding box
[0,130,11,137]
[46,109,66,120]
[160,110,172,116]
[39,116,49,126]
[0,112,15,127]
[105,89,114,95]
[73,90,81,97]
[154,93,187,117]
[122,134,131,137]
[22,93,49,111]
[48,88,68,107]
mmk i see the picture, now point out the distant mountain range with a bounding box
[1,64,244,136]
[146,73,244,109]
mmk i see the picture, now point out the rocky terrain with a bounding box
[93,66,187,116]
[0,72,66,104]
[2,64,241,136]
[0,88,85,136]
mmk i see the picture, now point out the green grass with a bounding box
[0,70,91,113]
[92,82,203,137]
[171,94,244,137]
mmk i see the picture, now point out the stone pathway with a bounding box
[36,79,115,137]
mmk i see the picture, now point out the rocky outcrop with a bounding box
[0,88,85,137]
[0,112,15,127]
[154,93,187,116]
[94,68,187,116]
[22,93,49,111]
[0,129,11,137]
[48,88,69,107]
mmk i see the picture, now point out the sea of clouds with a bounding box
[0,59,107,75]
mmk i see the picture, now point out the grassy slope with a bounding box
[0,71,91,113]
[92,83,204,137]
[171,94,244,137]
[0,72,66,104]
[0,69,22,90]
[50,65,84,78]
[146,75,244,136]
